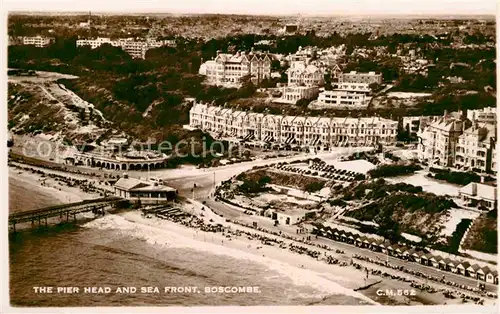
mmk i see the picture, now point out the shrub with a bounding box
[368,163,422,178]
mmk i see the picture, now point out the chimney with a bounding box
[471,183,477,196]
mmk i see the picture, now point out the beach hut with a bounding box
[394,245,404,257]
[477,266,489,281]
[362,237,371,249]
[485,267,498,284]
[467,264,481,279]
[378,241,389,254]
[402,248,413,261]
[456,261,471,276]
[439,258,451,271]
[346,232,355,244]
[386,244,395,256]
[411,251,422,263]
[355,236,364,247]
[429,255,442,268]
[447,260,457,273]
[494,270,498,284]
[340,232,348,242]
[420,253,431,266]
[370,239,380,251]
[333,230,340,240]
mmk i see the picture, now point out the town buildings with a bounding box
[417,113,470,167]
[76,37,175,59]
[417,108,497,173]
[455,123,496,173]
[198,51,271,87]
[316,90,370,109]
[340,71,383,85]
[467,107,497,125]
[275,86,319,104]
[22,36,54,48]
[402,116,442,138]
[459,182,497,210]
[187,103,398,150]
[286,61,325,87]
[315,82,371,109]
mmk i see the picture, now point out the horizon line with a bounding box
[7,10,496,19]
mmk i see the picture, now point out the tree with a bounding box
[369,82,381,93]
[304,181,325,193]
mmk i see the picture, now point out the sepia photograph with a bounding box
[2,0,498,312]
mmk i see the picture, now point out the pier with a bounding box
[9,197,127,232]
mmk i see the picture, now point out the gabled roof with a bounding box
[114,178,149,191]
[467,264,481,272]
[457,261,471,269]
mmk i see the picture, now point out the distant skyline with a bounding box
[4,0,498,16]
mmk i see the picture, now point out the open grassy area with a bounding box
[238,168,327,192]
[338,179,456,243]
[461,210,497,254]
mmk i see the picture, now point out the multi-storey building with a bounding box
[187,103,398,150]
[76,37,173,59]
[340,71,383,85]
[417,115,470,167]
[491,143,497,174]
[402,116,442,138]
[333,82,371,94]
[275,86,319,104]
[22,36,54,48]
[316,90,370,109]
[466,107,496,125]
[199,51,271,87]
[331,64,344,83]
[455,123,496,173]
[287,61,324,87]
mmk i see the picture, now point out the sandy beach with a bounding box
[8,166,104,213]
[84,203,473,306]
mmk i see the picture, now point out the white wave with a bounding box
[83,214,377,304]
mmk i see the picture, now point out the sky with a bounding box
[4,0,497,16]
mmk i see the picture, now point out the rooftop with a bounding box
[459,182,497,201]
[114,178,176,192]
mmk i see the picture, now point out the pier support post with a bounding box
[38,217,41,226]
[73,213,76,221]
[12,223,16,233]
[66,212,69,222]
[45,217,47,227]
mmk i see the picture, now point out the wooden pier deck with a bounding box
[9,197,127,231]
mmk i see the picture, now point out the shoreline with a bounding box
[86,210,379,305]
[8,165,105,213]
[86,205,467,306]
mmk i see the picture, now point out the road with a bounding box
[160,147,371,197]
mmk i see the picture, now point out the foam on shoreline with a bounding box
[83,212,378,305]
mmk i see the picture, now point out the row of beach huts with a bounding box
[312,225,498,285]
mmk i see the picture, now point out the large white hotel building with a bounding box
[198,51,271,87]
[187,103,398,149]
